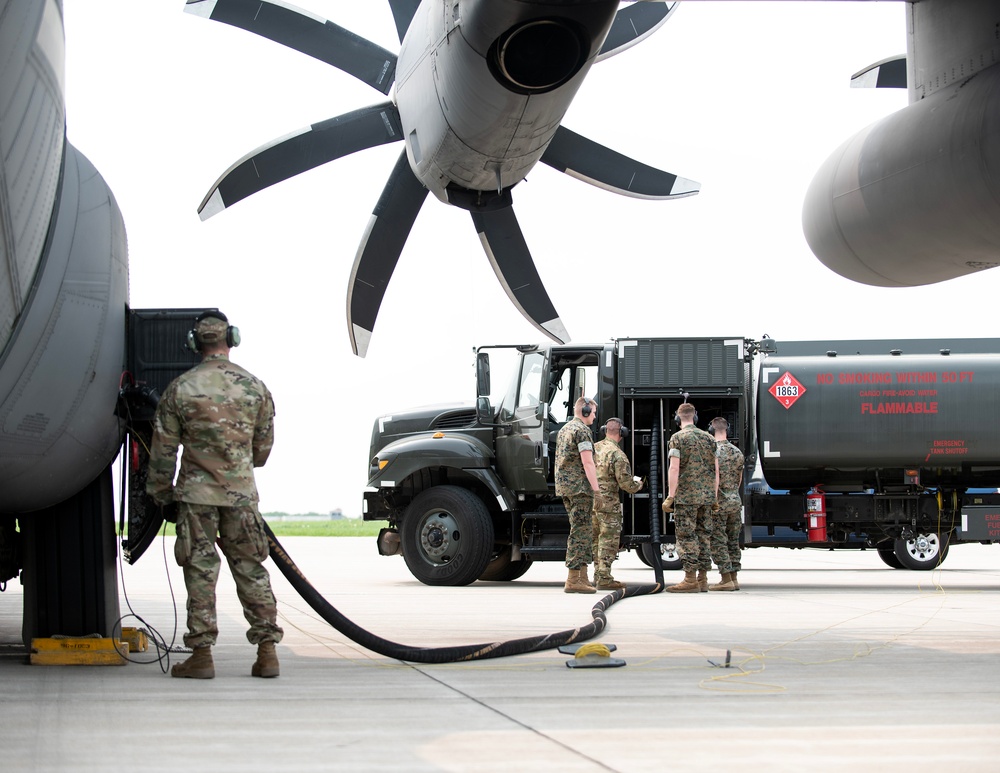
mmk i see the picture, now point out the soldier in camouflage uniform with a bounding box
[592,418,643,591]
[662,403,719,593]
[555,396,601,593]
[708,417,745,591]
[147,311,283,679]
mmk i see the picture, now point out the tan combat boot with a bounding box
[564,568,596,594]
[730,571,741,591]
[596,575,626,591]
[709,572,736,592]
[666,571,701,593]
[171,645,214,679]
[697,569,709,592]
[252,641,280,678]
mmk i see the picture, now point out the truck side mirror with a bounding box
[536,401,549,422]
[476,351,491,397]
[476,396,493,424]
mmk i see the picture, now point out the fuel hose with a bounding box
[264,521,663,663]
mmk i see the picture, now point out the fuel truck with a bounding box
[362,337,1000,585]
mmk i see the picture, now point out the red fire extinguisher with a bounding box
[805,486,827,542]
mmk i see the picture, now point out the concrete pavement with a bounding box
[1,537,998,771]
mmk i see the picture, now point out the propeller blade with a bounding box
[347,150,429,357]
[198,102,403,220]
[540,125,700,200]
[472,206,569,345]
[387,0,422,43]
[597,1,677,62]
[185,0,397,94]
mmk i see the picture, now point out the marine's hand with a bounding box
[661,496,674,513]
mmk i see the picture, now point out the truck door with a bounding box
[495,350,550,494]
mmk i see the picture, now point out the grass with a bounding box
[147,520,388,537]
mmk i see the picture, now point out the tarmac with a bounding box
[1,536,998,772]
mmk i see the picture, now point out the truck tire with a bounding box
[893,532,950,570]
[638,542,683,571]
[479,551,533,582]
[401,486,494,586]
[877,544,905,569]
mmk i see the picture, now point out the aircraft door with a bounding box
[495,350,549,494]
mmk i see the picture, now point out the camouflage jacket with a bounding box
[554,417,594,497]
[146,354,275,507]
[668,425,718,505]
[593,438,643,512]
[716,440,745,507]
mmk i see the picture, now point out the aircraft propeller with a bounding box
[187,0,699,356]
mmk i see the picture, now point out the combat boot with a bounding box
[171,645,214,679]
[666,571,700,593]
[252,641,280,678]
[730,571,741,591]
[596,576,626,591]
[697,569,709,592]
[709,572,736,592]
[564,568,596,594]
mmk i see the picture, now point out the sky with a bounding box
[60,1,1000,516]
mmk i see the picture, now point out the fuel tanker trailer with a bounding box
[749,338,1000,570]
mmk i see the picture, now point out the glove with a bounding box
[711,502,721,513]
[661,496,674,513]
[159,502,178,524]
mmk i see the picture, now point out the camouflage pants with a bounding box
[563,492,595,569]
[175,502,284,648]
[710,503,743,573]
[673,503,711,572]
[591,506,623,582]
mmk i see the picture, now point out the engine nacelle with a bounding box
[802,64,1000,287]
[395,0,618,203]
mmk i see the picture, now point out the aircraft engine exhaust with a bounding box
[491,19,589,94]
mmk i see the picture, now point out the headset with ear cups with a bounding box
[581,400,594,418]
[673,409,699,426]
[186,310,241,353]
[601,418,629,438]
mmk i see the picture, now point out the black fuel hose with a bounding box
[645,416,666,587]
[264,521,663,663]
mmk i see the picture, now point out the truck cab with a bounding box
[363,337,754,586]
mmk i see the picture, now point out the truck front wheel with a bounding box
[401,486,494,586]
[893,531,950,570]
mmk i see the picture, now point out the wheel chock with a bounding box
[30,635,129,666]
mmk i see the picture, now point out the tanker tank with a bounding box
[757,345,1000,491]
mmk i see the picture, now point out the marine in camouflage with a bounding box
[555,416,596,569]
[147,340,282,650]
[711,440,745,574]
[668,423,718,571]
[592,436,643,583]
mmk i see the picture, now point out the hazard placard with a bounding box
[769,371,806,409]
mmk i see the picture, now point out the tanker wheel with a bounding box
[479,550,533,582]
[877,545,904,569]
[893,532,950,571]
[400,486,494,586]
[638,541,683,571]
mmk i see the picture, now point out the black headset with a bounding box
[187,310,241,353]
[581,400,594,418]
[601,418,629,438]
[674,409,699,426]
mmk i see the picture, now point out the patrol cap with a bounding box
[195,314,229,344]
